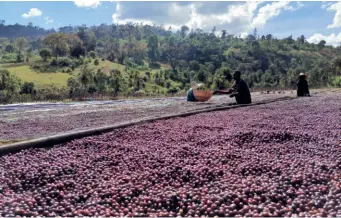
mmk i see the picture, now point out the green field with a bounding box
[0,65,73,89]
[0,58,173,91]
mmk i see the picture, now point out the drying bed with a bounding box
[0,92,294,142]
[0,92,340,217]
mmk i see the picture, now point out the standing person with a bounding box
[297,73,310,97]
[214,71,252,104]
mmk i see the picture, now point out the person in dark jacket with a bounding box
[297,73,310,97]
[214,71,252,104]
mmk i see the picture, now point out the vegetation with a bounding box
[0,21,341,103]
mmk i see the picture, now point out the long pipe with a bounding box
[0,96,295,156]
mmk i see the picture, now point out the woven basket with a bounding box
[193,90,214,102]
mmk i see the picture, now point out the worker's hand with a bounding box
[229,93,236,98]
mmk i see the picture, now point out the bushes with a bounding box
[167,85,180,94]
[148,62,161,69]
[50,57,73,67]
[0,53,17,63]
[331,76,341,87]
[39,48,52,62]
[20,82,36,95]
[94,59,99,66]
[89,51,96,59]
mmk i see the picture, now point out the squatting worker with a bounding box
[297,73,310,97]
[214,71,252,104]
[187,81,203,102]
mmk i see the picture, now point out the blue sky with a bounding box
[1,1,341,45]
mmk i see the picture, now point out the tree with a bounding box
[5,44,14,53]
[180,25,189,38]
[212,26,216,35]
[89,51,96,59]
[43,33,70,58]
[109,69,125,95]
[15,37,28,62]
[104,38,120,62]
[266,34,273,41]
[253,28,258,39]
[70,44,86,58]
[147,35,159,62]
[20,82,36,95]
[94,70,108,92]
[0,69,22,102]
[221,30,227,40]
[79,67,94,89]
[318,40,326,50]
[67,77,81,96]
[211,67,233,89]
[251,41,261,57]
[332,56,341,76]
[300,35,305,44]
[77,27,97,52]
[39,48,52,62]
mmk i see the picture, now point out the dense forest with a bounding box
[1,21,341,103]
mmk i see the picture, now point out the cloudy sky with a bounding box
[1,1,341,46]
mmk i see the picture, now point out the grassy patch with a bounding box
[0,58,172,91]
[4,65,72,89]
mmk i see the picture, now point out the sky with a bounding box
[1,1,341,46]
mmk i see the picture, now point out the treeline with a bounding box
[1,21,341,103]
[0,21,55,39]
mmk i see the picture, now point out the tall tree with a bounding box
[147,35,159,62]
[43,33,70,58]
[15,37,28,62]
[104,38,120,62]
[221,30,227,40]
[39,48,52,62]
[180,25,189,38]
[318,40,326,50]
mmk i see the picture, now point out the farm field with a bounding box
[0,90,340,217]
[0,91,297,142]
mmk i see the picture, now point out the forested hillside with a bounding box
[1,21,341,103]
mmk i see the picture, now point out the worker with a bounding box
[187,81,203,102]
[297,73,310,97]
[213,71,252,104]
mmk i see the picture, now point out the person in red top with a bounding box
[213,71,252,104]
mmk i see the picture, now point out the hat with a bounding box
[191,81,203,89]
[299,73,306,76]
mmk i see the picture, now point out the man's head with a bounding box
[299,73,306,80]
[233,71,241,80]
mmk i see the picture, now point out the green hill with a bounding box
[1,22,341,103]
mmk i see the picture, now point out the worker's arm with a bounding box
[230,81,237,91]
[213,89,233,95]
[305,81,310,96]
[213,81,236,95]
[229,92,238,98]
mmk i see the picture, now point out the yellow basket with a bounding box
[193,90,214,102]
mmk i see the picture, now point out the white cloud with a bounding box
[326,2,341,28]
[321,2,333,9]
[22,8,42,19]
[307,33,341,46]
[252,1,303,29]
[44,16,54,24]
[73,0,101,8]
[111,1,302,35]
